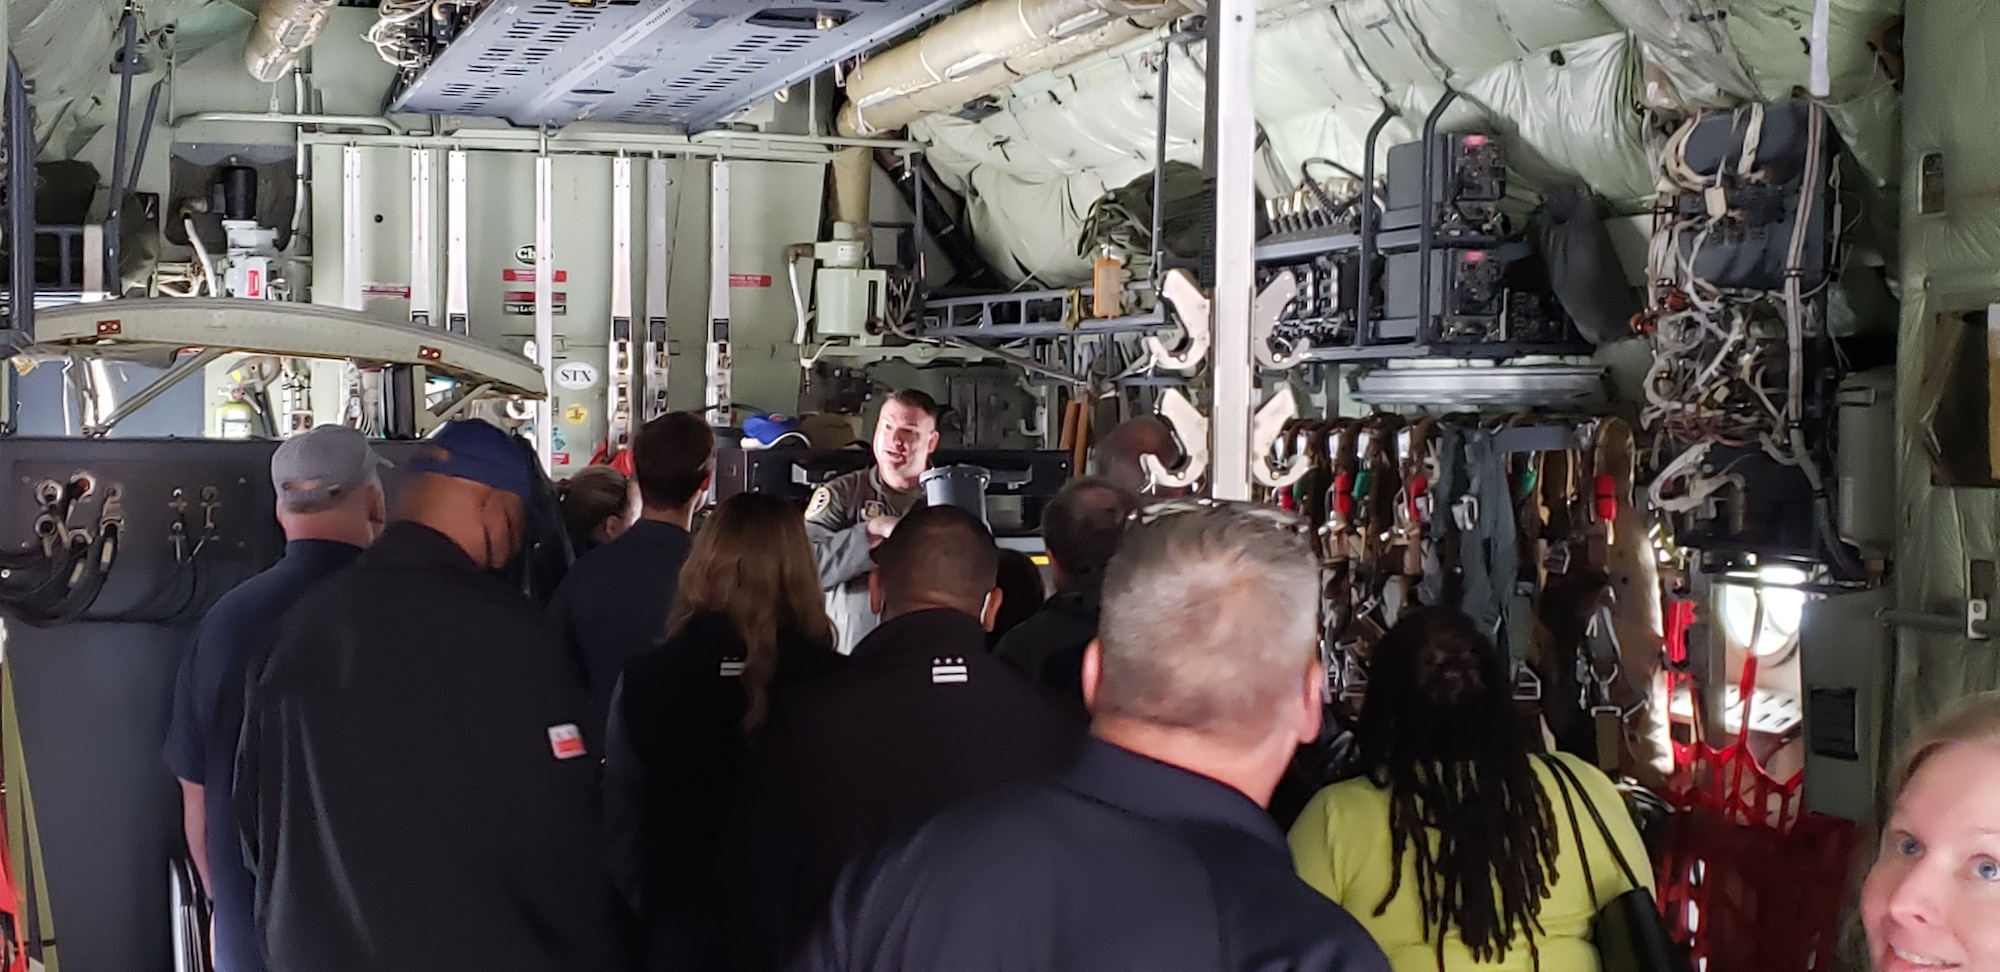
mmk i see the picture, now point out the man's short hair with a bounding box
[1095,416,1182,493]
[871,504,999,611]
[1096,504,1319,740]
[1041,477,1139,577]
[632,412,715,510]
[883,388,939,421]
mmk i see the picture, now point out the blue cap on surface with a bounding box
[407,419,538,502]
[740,414,808,452]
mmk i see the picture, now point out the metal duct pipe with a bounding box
[836,0,1191,137]
[244,0,340,82]
[832,145,873,240]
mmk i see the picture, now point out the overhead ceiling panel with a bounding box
[390,0,967,131]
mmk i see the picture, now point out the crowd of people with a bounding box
[163,391,1983,972]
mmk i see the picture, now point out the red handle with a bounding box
[1334,472,1355,518]
[1594,474,1618,521]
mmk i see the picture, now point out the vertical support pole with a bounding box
[80,225,104,299]
[444,149,470,334]
[533,151,556,470]
[643,157,675,420]
[103,10,136,294]
[0,0,15,435]
[607,156,634,453]
[1209,0,1257,500]
[340,145,364,311]
[1151,32,1172,286]
[6,56,28,342]
[706,159,732,429]
[911,151,926,284]
[409,148,434,327]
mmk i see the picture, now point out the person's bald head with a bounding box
[868,504,1001,624]
[1096,416,1183,494]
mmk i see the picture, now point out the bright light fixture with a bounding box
[1720,565,1808,658]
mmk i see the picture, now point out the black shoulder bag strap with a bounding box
[1540,755,1687,972]
[1543,754,1645,893]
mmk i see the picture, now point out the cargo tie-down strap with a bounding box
[3,664,56,972]
[1267,412,1659,777]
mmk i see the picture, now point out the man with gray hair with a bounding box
[164,425,387,972]
[796,501,1390,972]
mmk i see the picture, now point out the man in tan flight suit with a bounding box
[805,389,940,653]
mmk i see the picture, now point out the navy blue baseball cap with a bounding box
[407,419,538,502]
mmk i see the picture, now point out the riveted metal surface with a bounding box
[393,0,967,131]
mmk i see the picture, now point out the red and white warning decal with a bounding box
[502,268,570,283]
[547,723,587,760]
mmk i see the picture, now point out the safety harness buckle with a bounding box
[1452,495,1480,532]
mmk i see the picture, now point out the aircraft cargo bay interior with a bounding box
[0,1,1987,971]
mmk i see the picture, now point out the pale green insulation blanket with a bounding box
[1891,0,2000,743]
[15,0,258,160]
[913,0,1903,287]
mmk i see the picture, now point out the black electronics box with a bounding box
[1381,134,1506,233]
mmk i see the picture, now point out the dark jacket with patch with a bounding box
[604,611,845,969]
[238,522,624,972]
[722,608,1085,970]
[803,467,922,654]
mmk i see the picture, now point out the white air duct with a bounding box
[244,0,341,82]
[836,0,1192,137]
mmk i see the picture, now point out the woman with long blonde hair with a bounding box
[604,492,843,971]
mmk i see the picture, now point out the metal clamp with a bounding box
[1251,387,1310,489]
[1333,638,1369,701]
[1141,388,1209,490]
[1147,269,1212,374]
[1251,270,1309,371]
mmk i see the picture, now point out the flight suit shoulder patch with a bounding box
[806,486,835,519]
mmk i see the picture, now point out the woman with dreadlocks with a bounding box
[1288,607,1653,971]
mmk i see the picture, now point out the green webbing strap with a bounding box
[3,665,57,972]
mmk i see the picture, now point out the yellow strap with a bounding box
[3,664,57,972]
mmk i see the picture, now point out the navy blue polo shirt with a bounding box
[799,737,1393,972]
[164,539,362,972]
[546,519,693,736]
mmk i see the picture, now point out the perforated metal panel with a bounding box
[392,0,967,131]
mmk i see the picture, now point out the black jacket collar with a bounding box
[367,521,482,573]
[1061,737,1287,854]
[851,607,988,662]
[622,519,691,546]
[1045,571,1106,621]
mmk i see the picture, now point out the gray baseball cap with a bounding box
[272,425,391,513]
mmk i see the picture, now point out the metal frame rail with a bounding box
[911,27,1195,343]
[918,288,1170,340]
